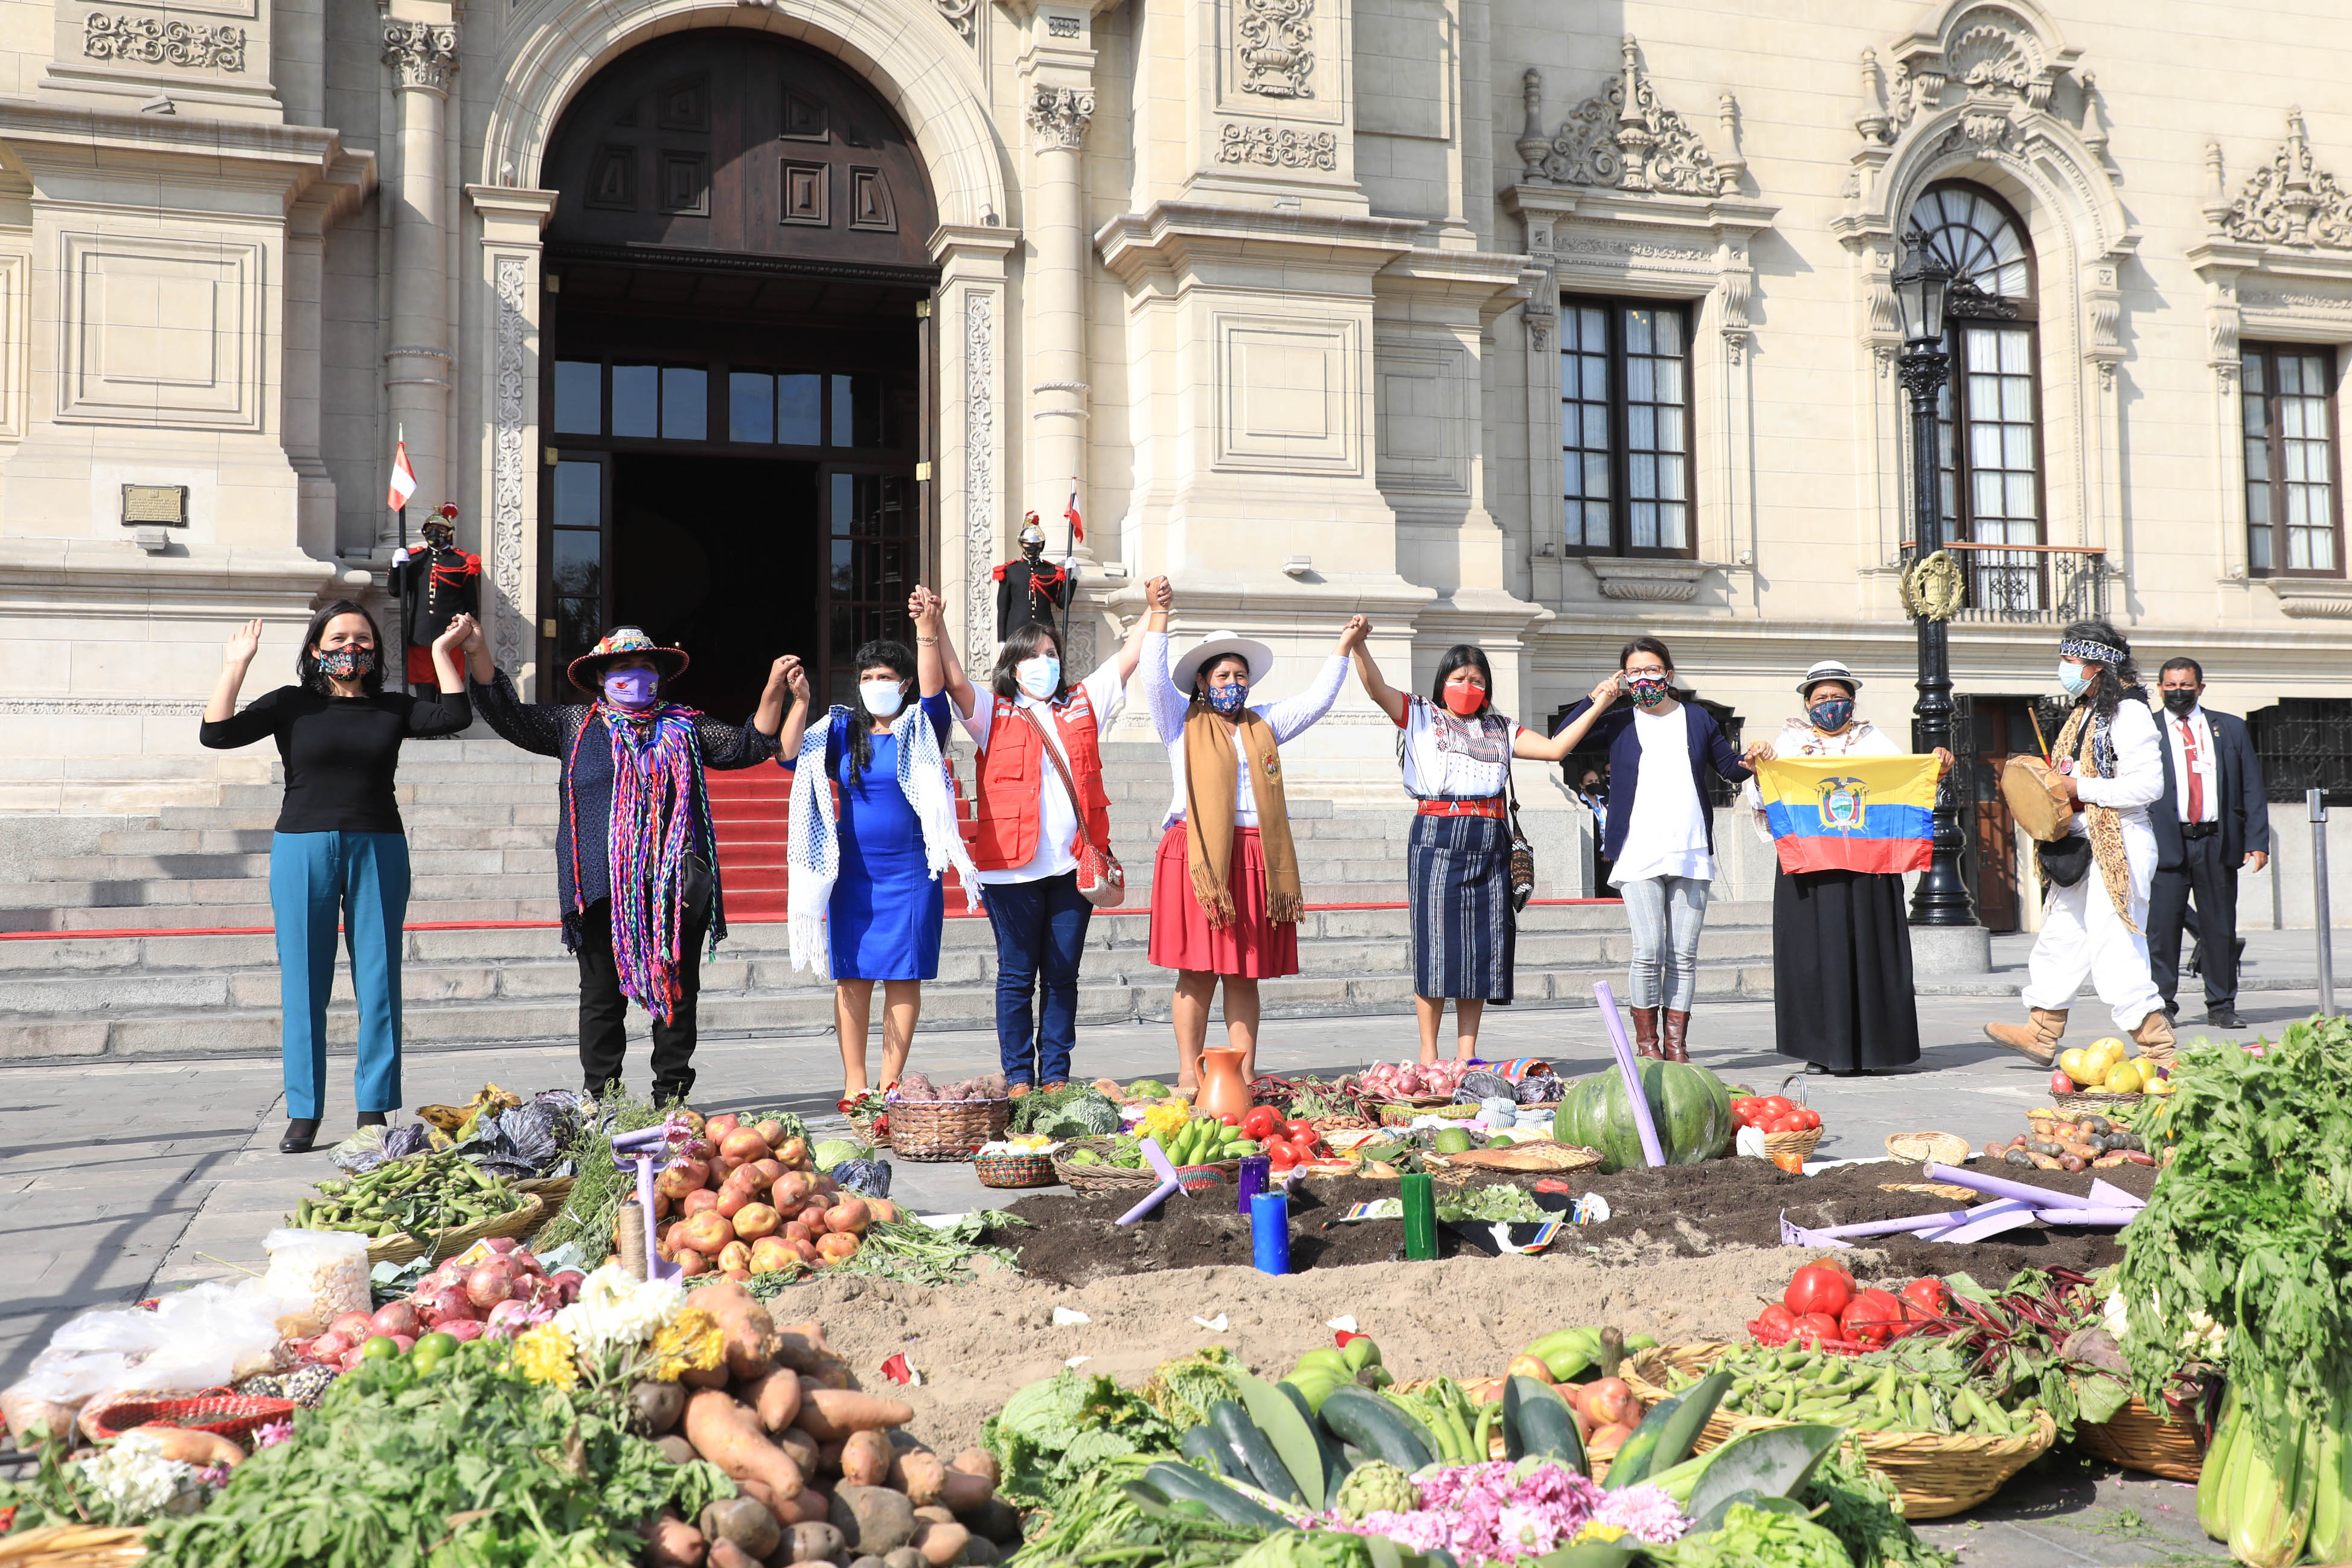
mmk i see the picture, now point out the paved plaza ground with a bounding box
[7,926,2335,1564]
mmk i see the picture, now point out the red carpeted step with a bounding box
[708,759,976,914]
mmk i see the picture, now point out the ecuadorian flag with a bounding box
[1755,754,1940,876]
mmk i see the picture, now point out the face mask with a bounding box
[2057,660,2090,697]
[316,644,374,682]
[1207,682,1250,717]
[1809,697,1855,733]
[1442,683,1486,718]
[2163,690,2198,717]
[1626,674,1671,708]
[603,668,659,708]
[1016,656,1060,700]
[860,679,906,720]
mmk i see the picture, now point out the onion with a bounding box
[466,1263,517,1310]
[370,1301,423,1339]
[481,1237,522,1256]
[440,1320,487,1343]
[421,1288,477,1325]
[330,1311,374,1341]
[310,1330,353,1360]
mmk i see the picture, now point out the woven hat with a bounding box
[1797,659,1862,699]
[1171,630,1276,695]
[568,626,689,691]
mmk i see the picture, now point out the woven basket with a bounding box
[2074,1394,2208,1482]
[367,1191,546,1267]
[1429,1143,1602,1175]
[1051,1137,1159,1194]
[2053,1088,2145,1110]
[513,1176,574,1239]
[1884,1131,1972,1165]
[1175,1163,1229,1193]
[88,1390,295,1445]
[974,1151,1056,1189]
[0,1526,147,1567]
[1626,1346,2056,1518]
[888,1097,1011,1161]
[1762,1126,1825,1166]
[1355,1159,1477,1188]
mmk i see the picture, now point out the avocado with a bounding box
[1431,1128,1474,1155]
[1485,1133,1517,1150]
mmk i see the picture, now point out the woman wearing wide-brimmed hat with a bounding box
[1142,596,1367,1090]
[1740,659,1953,1075]
[465,623,803,1103]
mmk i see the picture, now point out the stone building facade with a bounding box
[2,0,2349,922]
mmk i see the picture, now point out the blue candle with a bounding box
[1235,1154,1271,1214]
[1250,1191,1292,1275]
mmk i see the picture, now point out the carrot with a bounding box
[839,1429,892,1488]
[684,1390,805,1500]
[793,1388,914,1442]
[740,1368,803,1432]
[693,1281,781,1379]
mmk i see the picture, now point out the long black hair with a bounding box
[1429,644,1494,716]
[2062,618,2140,719]
[990,622,1066,703]
[296,599,385,697]
[847,639,916,776]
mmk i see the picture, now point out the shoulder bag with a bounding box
[1503,757,1537,915]
[1018,707,1126,907]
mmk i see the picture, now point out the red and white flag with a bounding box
[386,437,417,513]
[1063,484,1084,546]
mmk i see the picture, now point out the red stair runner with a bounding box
[705,761,978,920]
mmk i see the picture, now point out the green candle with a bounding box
[1401,1171,1438,1261]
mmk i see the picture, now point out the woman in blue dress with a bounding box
[783,587,981,1103]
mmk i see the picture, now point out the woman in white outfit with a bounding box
[1983,620,2175,1067]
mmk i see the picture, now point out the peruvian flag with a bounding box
[387,435,417,512]
[1063,483,1083,546]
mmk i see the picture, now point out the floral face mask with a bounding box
[316,644,375,682]
[1206,682,1250,717]
[1624,674,1671,708]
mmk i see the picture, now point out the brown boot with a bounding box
[1661,1009,1691,1063]
[1631,1006,1661,1060]
[1983,1008,2068,1065]
[2132,1010,2177,1073]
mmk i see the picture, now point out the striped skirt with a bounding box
[1406,811,1515,1004]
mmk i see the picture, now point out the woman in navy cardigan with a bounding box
[1554,636,1769,1061]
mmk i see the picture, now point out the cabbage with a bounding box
[1125,1079,1170,1101]
[812,1138,871,1171]
[832,1158,892,1198]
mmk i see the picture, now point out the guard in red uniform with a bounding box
[391,505,482,686]
[993,517,1067,643]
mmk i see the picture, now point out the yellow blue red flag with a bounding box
[1754,754,1940,876]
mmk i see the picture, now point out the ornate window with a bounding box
[2240,344,2344,577]
[1559,297,1694,558]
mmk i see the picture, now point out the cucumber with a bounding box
[1639,1371,1731,1480]
[1210,1398,1303,1503]
[1506,1377,1588,1476]
[1141,1461,1291,1531]
[1601,1382,1693,1489]
[1180,1423,1233,1477]
[1283,1379,1354,1487]
[1320,1385,1431,1472]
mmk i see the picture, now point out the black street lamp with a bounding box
[1892,234,1976,928]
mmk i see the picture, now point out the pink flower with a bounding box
[253,1419,293,1450]
[1588,1483,1688,1544]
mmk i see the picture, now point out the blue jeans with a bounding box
[983,871,1091,1086]
[269,831,409,1119]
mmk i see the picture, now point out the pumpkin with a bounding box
[1554,1059,1734,1173]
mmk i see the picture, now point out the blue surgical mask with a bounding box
[860,679,906,720]
[2057,660,2090,697]
[603,668,658,708]
[1809,697,1855,733]
[1207,682,1249,717]
[1016,656,1060,700]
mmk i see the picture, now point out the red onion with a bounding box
[370,1301,423,1339]
[421,1288,477,1325]
[440,1319,487,1343]
[466,1263,517,1310]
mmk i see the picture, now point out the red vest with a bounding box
[970,689,1112,871]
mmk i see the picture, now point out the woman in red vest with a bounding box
[931,576,1170,1094]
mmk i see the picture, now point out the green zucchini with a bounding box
[1283,1379,1353,1487]
[1180,1423,1232,1477]
[1320,1385,1431,1472]
[1638,1370,1731,1482]
[1141,1461,1291,1531]
[1210,1399,1302,1503]
[1506,1376,1587,1476]
[1600,1384,1687,1489]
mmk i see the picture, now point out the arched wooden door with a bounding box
[537,31,939,718]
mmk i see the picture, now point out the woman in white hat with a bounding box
[1741,659,1952,1074]
[1142,585,1367,1090]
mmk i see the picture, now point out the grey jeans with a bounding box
[1620,874,1711,1012]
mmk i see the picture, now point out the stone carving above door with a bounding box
[1514,38,1738,198]
[1237,0,1313,100]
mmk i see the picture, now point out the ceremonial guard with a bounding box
[993,517,1068,641]
[389,504,481,690]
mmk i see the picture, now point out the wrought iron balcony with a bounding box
[1898,542,2109,625]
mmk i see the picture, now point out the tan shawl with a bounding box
[2049,705,2139,932]
[1182,706,1304,926]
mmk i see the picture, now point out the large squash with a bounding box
[1554,1060,1734,1173]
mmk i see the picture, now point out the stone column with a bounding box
[1018,11,1096,600]
[380,18,458,551]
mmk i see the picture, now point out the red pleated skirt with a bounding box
[1147,824,1301,979]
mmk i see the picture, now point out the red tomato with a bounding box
[1730,1098,1758,1125]
[1267,1143,1298,1170]
[1841,1288,1906,1347]
[1242,1106,1283,1141]
[1756,1095,1795,1120]
[1753,1304,1799,1338]
[1793,1312,1844,1346]
[1283,1119,1316,1147]
[1900,1277,1952,1323]
[1217,1112,1240,1127]
[1796,1109,1824,1131]
[1766,1115,1802,1133]
[1784,1263,1853,1319]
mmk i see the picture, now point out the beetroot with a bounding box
[466,1263,517,1310]
[370,1301,423,1339]
[551,1270,585,1304]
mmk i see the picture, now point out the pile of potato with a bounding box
[650,1114,900,1278]
[638,1283,1013,1568]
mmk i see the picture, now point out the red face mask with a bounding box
[1442,683,1485,717]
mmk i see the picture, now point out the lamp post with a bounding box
[1892,236,1976,927]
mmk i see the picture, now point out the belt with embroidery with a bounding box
[1415,796,1506,819]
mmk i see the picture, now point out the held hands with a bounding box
[769,654,810,705]
[1335,615,1370,656]
[907,586,946,630]
[223,618,263,669]
[432,613,478,658]
[1146,576,1173,613]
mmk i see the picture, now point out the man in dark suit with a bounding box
[2147,658,2269,1030]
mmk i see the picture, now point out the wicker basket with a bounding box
[888,1097,1011,1162]
[2053,1088,2145,1110]
[1375,1099,1483,1127]
[1354,1159,1478,1187]
[0,1526,147,1567]
[1761,1126,1825,1166]
[973,1150,1056,1188]
[367,1191,546,1267]
[2074,1394,2208,1482]
[1429,1143,1602,1175]
[1305,1113,1376,1134]
[88,1390,295,1445]
[513,1176,575,1240]
[1051,1138,1159,1195]
[1884,1131,1972,1166]
[1626,1346,2056,1518]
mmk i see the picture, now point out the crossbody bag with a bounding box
[1017,708,1127,907]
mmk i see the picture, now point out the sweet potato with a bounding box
[771,1319,834,1374]
[817,1440,845,1474]
[682,1363,732,1389]
[890,1450,946,1507]
[771,1485,833,1526]
[707,1541,761,1568]
[787,1521,848,1566]
[795,1389,914,1443]
[801,1360,853,1392]
[839,1430,892,1490]
[700,1497,783,1561]
[741,1368,803,1432]
[881,1550,927,1568]
[697,1282,782,1379]
[912,1521,969,1568]
[777,1427,821,1475]
[912,1507,954,1526]
[685,1390,804,1500]
[641,1511,707,1568]
[947,1451,999,1490]
[830,1485,917,1556]
[144,1428,246,1469]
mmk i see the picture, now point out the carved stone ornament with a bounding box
[1216,122,1337,171]
[1026,85,1094,152]
[1522,37,1728,198]
[490,255,530,674]
[934,0,976,42]
[1585,558,1714,602]
[962,292,998,656]
[2225,108,2352,251]
[383,20,459,93]
[83,12,245,70]
[1237,0,1313,100]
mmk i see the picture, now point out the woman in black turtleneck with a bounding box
[200,600,474,1153]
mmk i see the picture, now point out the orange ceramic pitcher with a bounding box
[1197,1047,1254,1121]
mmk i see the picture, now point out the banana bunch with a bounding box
[1286,1336,1391,1412]
[2199,1381,2352,1567]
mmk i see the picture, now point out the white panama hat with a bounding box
[1171,630,1277,694]
[1797,659,1862,696]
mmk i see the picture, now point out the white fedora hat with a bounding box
[1171,630,1276,694]
[1796,658,1862,696]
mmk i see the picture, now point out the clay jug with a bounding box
[1197,1048,1254,1122]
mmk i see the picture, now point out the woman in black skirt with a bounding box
[1744,660,1953,1075]
[1348,638,1582,1062]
